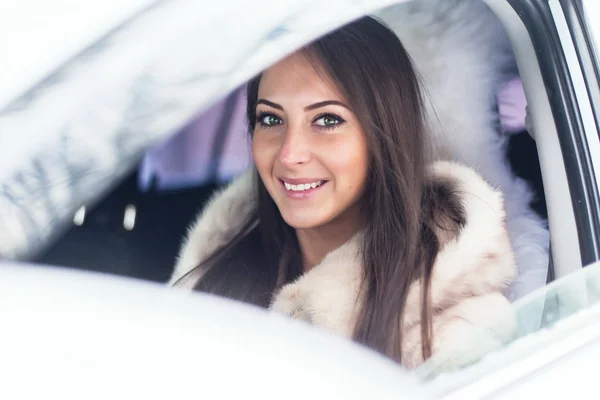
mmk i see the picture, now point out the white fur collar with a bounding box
[171,160,516,291]
[170,160,517,369]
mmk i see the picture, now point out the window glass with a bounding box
[419,261,600,380]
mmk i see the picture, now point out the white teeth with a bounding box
[284,180,323,191]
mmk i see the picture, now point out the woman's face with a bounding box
[252,52,369,230]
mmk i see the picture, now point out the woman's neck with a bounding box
[295,205,363,272]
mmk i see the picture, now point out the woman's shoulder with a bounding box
[423,160,515,293]
[412,159,517,326]
[169,169,258,287]
[399,161,518,368]
[426,160,505,220]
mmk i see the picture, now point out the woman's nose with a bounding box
[278,124,311,167]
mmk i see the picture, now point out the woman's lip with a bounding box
[279,179,328,198]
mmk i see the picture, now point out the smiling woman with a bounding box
[169,16,517,370]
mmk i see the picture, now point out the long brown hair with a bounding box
[179,16,465,364]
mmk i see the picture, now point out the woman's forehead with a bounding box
[258,52,344,102]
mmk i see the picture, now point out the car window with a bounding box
[419,260,600,389]
[516,260,600,335]
[423,261,600,397]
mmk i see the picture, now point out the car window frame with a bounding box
[508,0,600,267]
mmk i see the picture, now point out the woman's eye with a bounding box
[314,114,344,128]
[259,114,283,127]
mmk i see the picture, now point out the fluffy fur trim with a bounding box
[170,161,517,370]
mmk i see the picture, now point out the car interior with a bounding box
[33,0,559,294]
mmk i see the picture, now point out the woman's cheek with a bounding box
[252,134,283,193]
[252,135,272,167]
[326,135,368,177]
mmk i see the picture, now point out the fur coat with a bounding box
[169,161,517,371]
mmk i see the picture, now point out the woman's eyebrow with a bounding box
[256,99,350,111]
[304,100,350,111]
[257,99,283,110]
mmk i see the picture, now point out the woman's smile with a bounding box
[278,178,329,199]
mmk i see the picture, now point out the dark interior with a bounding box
[36,171,223,282]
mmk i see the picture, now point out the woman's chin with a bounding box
[280,211,328,230]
